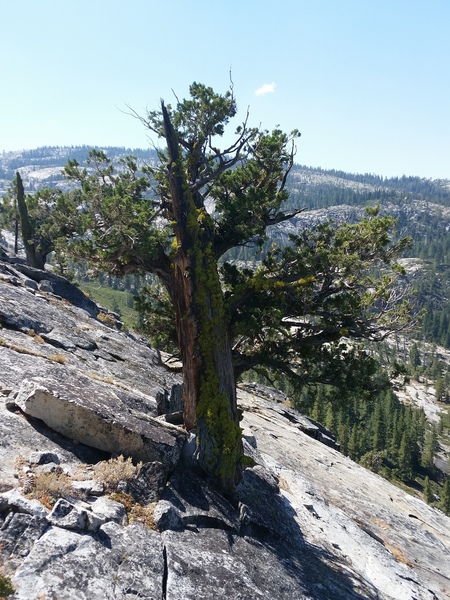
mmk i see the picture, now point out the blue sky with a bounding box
[2,0,449,179]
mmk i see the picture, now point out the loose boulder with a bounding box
[14,376,187,469]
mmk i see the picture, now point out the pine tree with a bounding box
[435,376,447,403]
[371,403,384,452]
[337,422,349,455]
[311,389,324,423]
[423,476,433,504]
[421,427,437,470]
[389,413,401,462]
[441,477,450,515]
[409,342,421,372]
[325,402,335,432]
[348,424,360,460]
[398,431,413,481]
[405,408,425,471]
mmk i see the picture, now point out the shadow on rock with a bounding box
[156,465,380,600]
[15,411,111,465]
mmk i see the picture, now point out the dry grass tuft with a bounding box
[370,517,391,531]
[27,329,45,344]
[15,456,79,508]
[109,491,135,511]
[0,337,46,358]
[93,455,141,492]
[88,372,115,385]
[49,353,66,364]
[84,371,132,392]
[97,311,119,328]
[14,454,28,471]
[110,491,157,530]
[278,476,292,493]
[385,543,413,567]
[30,470,75,507]
[128,502,157,530]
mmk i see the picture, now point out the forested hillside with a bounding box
[2,146,450,359]
[1,145,450,509]
[287,165,450,210]
[284,165,450,352]
[0,146,158,193]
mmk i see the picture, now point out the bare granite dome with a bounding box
[0,255,449,599]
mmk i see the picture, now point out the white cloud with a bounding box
[255,82,276,96]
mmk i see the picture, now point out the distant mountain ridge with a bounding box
[3,145,450,354]
[1,145,449,204]
[0,146,159,195]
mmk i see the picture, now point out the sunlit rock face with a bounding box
[0,255,449,599]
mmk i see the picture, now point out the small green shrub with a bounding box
[0,571,14,597]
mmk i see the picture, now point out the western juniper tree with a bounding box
[54,82,413,493]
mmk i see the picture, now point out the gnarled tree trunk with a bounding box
[162,103,242,494]
[16,172,45,270]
